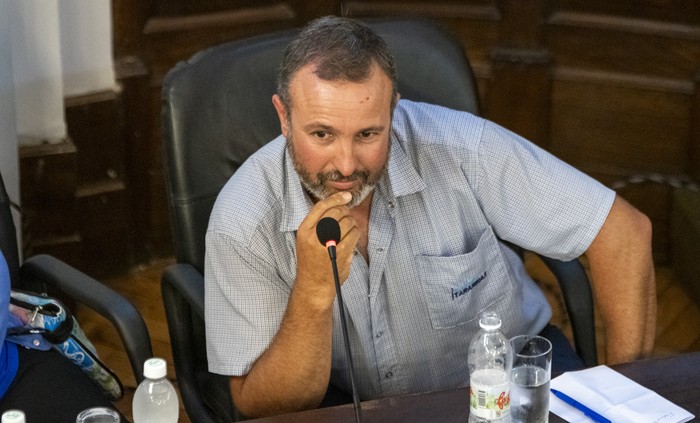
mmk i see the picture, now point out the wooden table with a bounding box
[247,352,700,422]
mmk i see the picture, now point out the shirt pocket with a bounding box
[415,226,514,329]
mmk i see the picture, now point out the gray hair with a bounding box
[276,16,398,113]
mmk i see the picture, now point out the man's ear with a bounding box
[272,94,289,137]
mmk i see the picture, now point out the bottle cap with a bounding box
[479,311,502,330]
[2,410,25,423]
[143,357,167,379]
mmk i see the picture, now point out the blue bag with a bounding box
[7,290,123,400]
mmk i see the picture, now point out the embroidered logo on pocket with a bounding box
[451,271,487,300]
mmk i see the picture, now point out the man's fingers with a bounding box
[304,192,353,225]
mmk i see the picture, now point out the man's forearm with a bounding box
[586,196,656,364]
[595,260,656,364]
[230,283,335,417]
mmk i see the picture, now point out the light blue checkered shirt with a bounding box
[205,100,614,399]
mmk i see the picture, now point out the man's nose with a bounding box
[333,141,358,176]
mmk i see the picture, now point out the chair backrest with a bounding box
[0,171,20,287]
[162,17,479,272]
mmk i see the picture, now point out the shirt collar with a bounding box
[280,143,314,233]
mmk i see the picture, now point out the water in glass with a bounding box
[510,365,549,423]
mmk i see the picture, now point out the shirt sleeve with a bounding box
[474,120,615,261]
[204,230,291,376]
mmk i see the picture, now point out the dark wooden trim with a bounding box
[143,4,296,35]
[691,68,700,181]
[344,2,501,20]
[548,11,700,40]
[19,138,77,159]
[554,67,695,94]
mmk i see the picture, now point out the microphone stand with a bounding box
[327,245,362,423]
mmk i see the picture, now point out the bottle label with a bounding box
[469,369,510,419]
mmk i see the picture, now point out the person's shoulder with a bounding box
[394,99,481,123]
[392,99,485,149]
[208,137,286,238]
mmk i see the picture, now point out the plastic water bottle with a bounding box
[132,358,179,423]
[1,410,25,423]
[468,311,512,423]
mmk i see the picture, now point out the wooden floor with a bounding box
[76,255,700,423]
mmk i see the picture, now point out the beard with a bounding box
[286,133,387,208]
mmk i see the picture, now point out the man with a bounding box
[205,16,656,418]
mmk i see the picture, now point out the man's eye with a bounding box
[313,131,328,139]
[358,131,377,141]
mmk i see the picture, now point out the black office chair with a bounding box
[161,17,597,423]
[0,170,153,393]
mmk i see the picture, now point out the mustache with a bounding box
[318,170,370,183]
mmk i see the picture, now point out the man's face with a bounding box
[272,63,394,207]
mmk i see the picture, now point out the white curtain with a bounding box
[9,0,114,145]
[0,0,115,250]
[9,0,66,145]
[59,0,116,96]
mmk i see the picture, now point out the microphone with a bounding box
[316,217,362,423]
[316,216,341,260]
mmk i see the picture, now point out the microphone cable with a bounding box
[316,216,362,423]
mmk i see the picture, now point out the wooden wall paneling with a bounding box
[483,0,553,147]
[616,182,674,263]
[112,0,150,57]
[19,141,81,265]
[549,77,691,175]
[547,12,700,79]
[142,4,299,82]
[343,0,501,106]
[551,0,700,26]
[116,56,156,262]
[64,91,125,188]
[691,69,700,181]
[76,181,130,277]
[65,90,131,277]
[485,49,553,147]
[544,8,700,263]
[496,0,547,48]
[342,1,501,65]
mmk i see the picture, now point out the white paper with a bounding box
[550,365,694,423]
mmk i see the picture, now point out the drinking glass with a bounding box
[75,407,120,423]
[509,335,552,423]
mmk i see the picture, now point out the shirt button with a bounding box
[388,201,395,209]
[376,247,384,253]
[376,331,383,339]
[385,372,393,379]
[353,250,359,256]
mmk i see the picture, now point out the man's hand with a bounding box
[230,191,361,418]
[295,191,360,307]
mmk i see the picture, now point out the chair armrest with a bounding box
[20,254,153,384]
[162,263,236,422]
[539,255,598,367]
[162,262,204,318]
